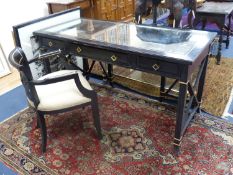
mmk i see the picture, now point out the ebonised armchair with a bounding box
[8,47,102,153]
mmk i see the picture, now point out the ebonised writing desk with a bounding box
[33,18,216,153]
[193,1,233,64]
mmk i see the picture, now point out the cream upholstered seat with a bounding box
[8,47,102,153]
[29,70,92,111]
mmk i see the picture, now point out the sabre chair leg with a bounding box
[91,97,102,140]
[37,112,47,153]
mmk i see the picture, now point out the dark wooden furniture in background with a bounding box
[47,0,92,18]
[193,1,233,64]
[93,0,134,21]
[47,0,135,21]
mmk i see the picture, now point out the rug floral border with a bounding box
[0,108,58,175]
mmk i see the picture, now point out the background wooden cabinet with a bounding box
[47,0,135,22]
[47,0,92,18]
[93,0,118,21]
[117,0,134,21]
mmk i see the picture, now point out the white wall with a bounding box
[0,0,49,58]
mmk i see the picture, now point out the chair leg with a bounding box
[37,112,47,153]
[91,97,102,139]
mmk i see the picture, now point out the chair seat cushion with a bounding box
[30,70,92,111]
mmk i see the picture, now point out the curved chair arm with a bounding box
[20,71,40,108]
[32,73,79,85]
[74,73,97,99]
[31,71,96,99]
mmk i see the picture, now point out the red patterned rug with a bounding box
[1,84,233,174]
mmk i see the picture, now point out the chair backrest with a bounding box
[8,47,39,106]
[8,47,33,80]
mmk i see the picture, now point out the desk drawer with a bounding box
[137,57,179,77]
[41,38,65,49]
[70,44,136,68]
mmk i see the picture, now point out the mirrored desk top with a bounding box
[34,18,216,64]
[196,1,233,14]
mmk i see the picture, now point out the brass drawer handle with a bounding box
[48,41,53,47]
[152,64,160,71]
[76,47,82,53]
[111,55,117,62]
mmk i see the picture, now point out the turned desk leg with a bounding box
[83,57,89,74]
[173,57,208,154]
[196,56,209,111]
[159,76,166,102]
[226,14,232,49]
[216,29,223,65]
[107,64,114,87]
[173,81,188,154]
[152,5,157,26]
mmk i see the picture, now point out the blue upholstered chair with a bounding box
[8,47,102,153]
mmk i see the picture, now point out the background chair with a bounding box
[8,47,102,153]
[135,0,197,28]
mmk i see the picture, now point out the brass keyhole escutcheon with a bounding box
[48,41,53,47]
[111,55,117,62]
[76,47,82,53]
[152,64,160,71]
